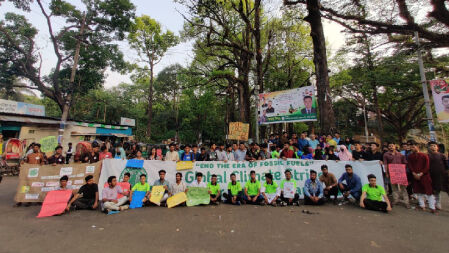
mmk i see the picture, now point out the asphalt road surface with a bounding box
[0,176,448,253]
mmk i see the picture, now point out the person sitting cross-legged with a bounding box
[279,169,299,206]
[102,176,129,213]
[243,170,264,205]
[66,175,99,211]
[262,173,280,206]
[360,174,392,213]
[208,174,222,205]
[303,170,325,205]
[223,173,243,205]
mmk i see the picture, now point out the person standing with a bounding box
[216,144,227,161]
[65,142,73,164]
[48,146,66,165]
[208,143,218,161]
[99,146,113,160]
[427,141,448,210]
[234,143,247,161]
[165,143,180,162]
[383,143,409,208]
[408,141,436,213]
[25,143,44,165]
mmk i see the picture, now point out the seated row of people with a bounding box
[58,164,391,214]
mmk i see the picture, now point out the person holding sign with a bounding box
[383,143,409,208]
[338,165,362,203]
[102,176,129,213]
[25,143,44,165]
[243,171,264,205]
[428,141,448,211]
[153,170,171,206]
[223,173,243,205]
[171,172,188,195]
[129,174,151,206]
[303,170,324,205]
[66,175,99,211]
[48,146,65,165]
[360,174,392,213]
[279,170,299,206]
[408,141,436,213]
[208,174,221,205]
[261,173,280,206]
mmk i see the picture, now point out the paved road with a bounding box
[0,176,448,253]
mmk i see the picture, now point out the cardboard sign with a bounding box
[15,162,102,202]
[37,190,72,218]
[167,192,187,208]
[150,185,165,205]
[39,136,58,153]
[186,187,210,207]
[283,182,296,199]
[389,164,408,186]
[130,191,146,209]
[228,122,249,141]
[176,161,194,171]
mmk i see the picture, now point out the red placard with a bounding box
[37,190,72,218]
[389,164,408,186]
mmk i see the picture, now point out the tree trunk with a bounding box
[147,63,154,140]
[304,0,336,134]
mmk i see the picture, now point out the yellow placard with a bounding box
[167,192,187,208]
[149,185,165,205]
[228,122,249,141]
[176,161,194,171]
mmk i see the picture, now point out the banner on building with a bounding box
[99,159,383,199]
[258,86,317,124]
[15,162,102,202]
[430,80,449,123]
[228,122,249,141]
[120,117,136,127]
[0,99,45,116]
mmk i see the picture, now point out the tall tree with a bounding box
[0,0,135,141]
[127,15,179,140]
[284,0,336,133]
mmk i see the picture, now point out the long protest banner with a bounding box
[15,162,102,202]
[99,159,383,199]
[258,86,317,124]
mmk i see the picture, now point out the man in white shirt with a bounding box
[165,143,179,162]
[189,172,207,188]
[216,143,227,161]
[170,172,187,195]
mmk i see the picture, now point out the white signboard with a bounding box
[120,117,135,127]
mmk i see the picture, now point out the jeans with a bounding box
[339,184,361,201]
[363,199,387,212]
[244,194,264,204]
[103,196,129,211]
[210,194,222,203]
[73,198,96,210]
[304,195,324,205]
[279,193,299,204]
[223,191,243,204]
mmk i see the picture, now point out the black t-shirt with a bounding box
[196,153,208,161]
[246,149,260,160]
[81,152,100,163]
[48,155,66,164]
[78,183,98,200]
[366,151,383,161]
[352,150,367,160]
[208,151,218,161]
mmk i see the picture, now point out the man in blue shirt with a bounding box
[338,164,362,202]
[297,132,309,151]
[303,170,324,205]
[333,133,341,145]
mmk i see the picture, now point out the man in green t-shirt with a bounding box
[279,170,299,206]
[129,174,151,206]
[271,145,281,159]
[262,173,280,206]
[207,174,221,205]
[223,173,243,205]
[360,174,392,213]
[243,170,264,205]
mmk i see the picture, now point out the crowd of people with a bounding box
[20,131,448,215]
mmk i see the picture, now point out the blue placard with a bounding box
[126,159,144,168]
[129,191,146,209]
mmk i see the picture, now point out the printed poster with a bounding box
[258,86,317,124]
[430,79,449,123]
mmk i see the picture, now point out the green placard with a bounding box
[186,187,210,207]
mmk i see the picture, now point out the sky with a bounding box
[0,0,346,89]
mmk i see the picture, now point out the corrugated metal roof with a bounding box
[0,114,60,125]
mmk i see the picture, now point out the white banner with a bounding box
[99,159,384,199]
[120,117,136,127]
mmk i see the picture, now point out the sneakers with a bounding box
[120,205,129,211]
[280,201,287,207]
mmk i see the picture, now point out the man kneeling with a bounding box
[102,176,129,213]
[360,174,392,213]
